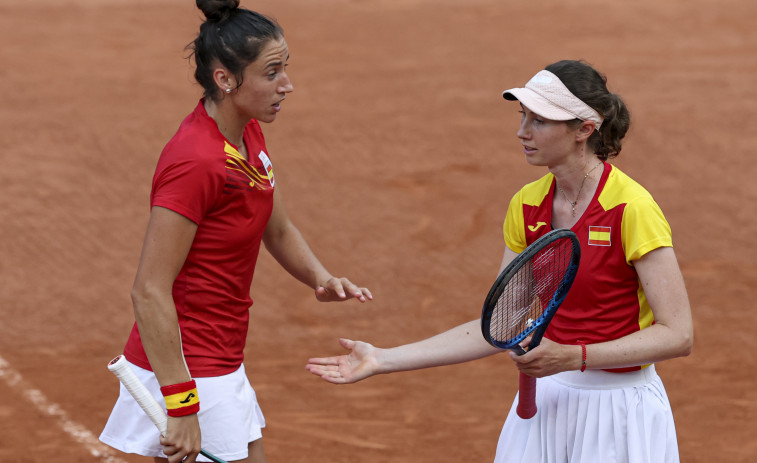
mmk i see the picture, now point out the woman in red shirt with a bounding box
[100,1,371,462]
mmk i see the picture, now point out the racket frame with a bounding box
[480,228,581,352]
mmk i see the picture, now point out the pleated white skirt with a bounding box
[494,365,679,463]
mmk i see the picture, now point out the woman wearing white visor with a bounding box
[306,60,693,463]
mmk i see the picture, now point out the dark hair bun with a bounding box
[196,0,240,22]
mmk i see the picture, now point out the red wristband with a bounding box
[579,343,587,372]
[161,380,200,417]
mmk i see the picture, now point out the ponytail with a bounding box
[545,60,630,160]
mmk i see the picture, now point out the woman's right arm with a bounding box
[305,249,518,383]
[305,319,502,384]
[131,206,202,462]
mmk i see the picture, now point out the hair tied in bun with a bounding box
[196,0,240,23]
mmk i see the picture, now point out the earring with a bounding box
[225,88,231,94]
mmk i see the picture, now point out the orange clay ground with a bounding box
[1,0,755,461]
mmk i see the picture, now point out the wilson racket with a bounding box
[107,355,228,463]
[480,228,580,419]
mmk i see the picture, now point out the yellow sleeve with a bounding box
[503,190,527,253]
[621,196,673,263]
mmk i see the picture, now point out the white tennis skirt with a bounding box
[99,359,265,462]
[494,365,679,463]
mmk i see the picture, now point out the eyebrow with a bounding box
[264,54,289,70]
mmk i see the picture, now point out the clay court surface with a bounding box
[1,0,756,461]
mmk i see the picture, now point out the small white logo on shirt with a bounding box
[258,151,275,187]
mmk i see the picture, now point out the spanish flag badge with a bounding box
[588,226,611,246]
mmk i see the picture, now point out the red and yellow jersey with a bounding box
[124,100,275,377]
[503,163,672,372]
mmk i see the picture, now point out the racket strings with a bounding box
[489,239,574,344]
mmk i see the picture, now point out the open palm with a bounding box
[305,338,379,384]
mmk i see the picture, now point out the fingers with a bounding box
[336,278,368,300]
[305,353,342,377]
[161,415,201,463]
[306,338,354,365]
[306,339,354,367]
[306,356,340,366]
[161,445,199,463]
[316,278,372,302]
[351,286,373,302]
[315,280,345,300]
[305,338,360,383]
[305,363,344,381]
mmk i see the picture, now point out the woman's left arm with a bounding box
[511,246,693,376]
[586,246,693,368]
[262,188,372,302]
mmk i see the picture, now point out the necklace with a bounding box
[559,161,603,217]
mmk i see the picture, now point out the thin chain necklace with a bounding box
[559,161,603,217]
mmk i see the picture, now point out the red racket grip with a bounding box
[516,372,537,419]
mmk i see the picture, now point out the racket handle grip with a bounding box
[516,372,537,419]
[107,355,169,436]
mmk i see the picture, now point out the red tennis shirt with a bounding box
[124,100,275,377]
[503,163,672,372]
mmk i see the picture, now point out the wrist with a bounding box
[373,347,393,375]
[161,380,200,417]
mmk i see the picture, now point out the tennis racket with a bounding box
[480,228,580,419]
[107,355,228,463]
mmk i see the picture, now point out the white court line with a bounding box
[0,354,128,463]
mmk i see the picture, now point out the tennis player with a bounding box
[306,60,693,463]
[99,1,371,462]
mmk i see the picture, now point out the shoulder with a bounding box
[504,173,553,253]
[513,172,554,206]
[599,165,668,229]
[601,166,672,260]
[159,103,228,172]
[599,165,657,210]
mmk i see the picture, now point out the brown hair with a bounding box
[545,60,631,160]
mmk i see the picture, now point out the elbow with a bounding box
[657,322,693,360]
[674,328,694,358]
[130,279,149,308]
[680,331,694,357]
[130,285,147,321]
[130,281,161,324]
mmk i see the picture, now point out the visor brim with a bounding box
[502,88,580,122]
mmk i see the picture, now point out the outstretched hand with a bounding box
[315,277,372,303]
[305,338,379,384]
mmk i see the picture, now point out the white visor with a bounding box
[503,70,603,129]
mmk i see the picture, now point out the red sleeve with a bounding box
[150,150,224,224]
